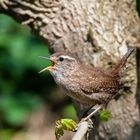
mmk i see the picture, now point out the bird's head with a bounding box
[39,52,80,76]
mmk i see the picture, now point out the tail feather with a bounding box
[111,48,135,76]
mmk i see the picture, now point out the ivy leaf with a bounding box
[55,119,77,140]
[99,109,111,122]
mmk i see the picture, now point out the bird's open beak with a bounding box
[39,56,56,73]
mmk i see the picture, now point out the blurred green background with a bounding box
[0,1,140,139]
[0,14,76,140]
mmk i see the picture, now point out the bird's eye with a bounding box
[59,57,64,62]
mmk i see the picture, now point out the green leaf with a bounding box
[55,125,64,140]
[55,119,77,140]
[99,109,111,122]
[60,119,77,130]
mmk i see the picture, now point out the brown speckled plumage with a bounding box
[41,48,134,105]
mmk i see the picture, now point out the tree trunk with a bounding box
[0,0,140,139]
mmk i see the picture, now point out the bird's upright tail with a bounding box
[111,48,135,77]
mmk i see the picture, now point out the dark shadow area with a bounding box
[129,121,140,140]
[136,0,140,17]
[128,49,140,140]
[136,49,140,112]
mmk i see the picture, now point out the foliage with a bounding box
[55,119,77,140]
[62,104,76,119]
[0,129,13,140]
[0,14,76,139]
[99,109,111,122]
[0,14,50,126]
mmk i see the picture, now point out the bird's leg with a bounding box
[82,104,103,121]
[74,104,103,131]
[78,92,110,119]
[79,105,95,118]
[72,100,93,119]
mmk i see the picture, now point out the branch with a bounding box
[72,121,88,140]
[72,105,102,140]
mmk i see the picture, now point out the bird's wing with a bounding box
[78,74,119,95]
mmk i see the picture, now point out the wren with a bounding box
[39,48,134,106]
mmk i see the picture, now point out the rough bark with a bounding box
[0,0,140,139]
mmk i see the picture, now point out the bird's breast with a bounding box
[53,72,80,93]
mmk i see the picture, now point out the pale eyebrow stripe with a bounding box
[61,55,75,60]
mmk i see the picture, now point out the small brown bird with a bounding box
[39,48,134,106]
